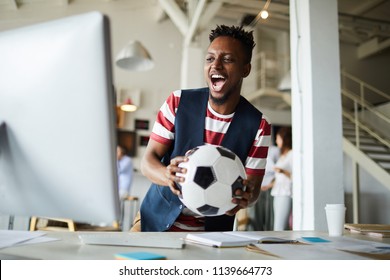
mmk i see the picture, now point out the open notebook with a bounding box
[185,231,297,247]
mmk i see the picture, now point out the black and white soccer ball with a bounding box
[176,145,246,216]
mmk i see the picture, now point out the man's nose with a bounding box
[211,57,223,69]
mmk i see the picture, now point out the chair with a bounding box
[233,208,252,231]
[30,196,139,232]
[29,217,77,231]
[121,196,139,231]
[29,217,120,232]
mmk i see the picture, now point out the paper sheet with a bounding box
[248,236,390,260]
[249,243,370,259]
[0,230,57,249]
[300,236,390,254]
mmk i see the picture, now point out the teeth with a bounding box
[211,74,225,79]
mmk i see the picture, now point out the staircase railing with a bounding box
[341,71,390,223]
[341,88,390,149]
[341,71,390,105]
[341,70,390,143]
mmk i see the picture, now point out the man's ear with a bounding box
[243,63,251,78]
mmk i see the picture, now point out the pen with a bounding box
[375,246,390,250]
[260,240,299,244]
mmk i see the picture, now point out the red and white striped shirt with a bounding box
[151,89,272,176]
[150,89,271,231]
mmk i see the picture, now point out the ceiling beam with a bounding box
[184,0,207,46]
[198,1,223,31]
[348,0,387,16]
[158,0,223,44]
[214,0,289,14]
[216,6,289,30]
[357,37,390,59]
[158,0,189,36]
[157,0,389,52]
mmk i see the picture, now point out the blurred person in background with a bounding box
[117,145,134,200]
[261,127,292,231]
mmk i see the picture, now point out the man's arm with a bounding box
[140,138,187,195]
[246,174,264,206]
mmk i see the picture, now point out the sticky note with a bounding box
[301,237,330,243]
[115,252,166,260]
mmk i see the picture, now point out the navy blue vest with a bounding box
[140,88,263,231]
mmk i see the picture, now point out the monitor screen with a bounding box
[0,12,121,225]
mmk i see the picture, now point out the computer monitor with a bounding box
[0,12,121,225]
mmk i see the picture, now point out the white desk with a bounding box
[1,230,389,260]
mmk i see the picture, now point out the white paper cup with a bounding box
[325,204,346,236]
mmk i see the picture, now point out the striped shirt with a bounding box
[150,89,271,231]
[151,89,272,176]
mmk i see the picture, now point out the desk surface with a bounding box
[1,230,389,260]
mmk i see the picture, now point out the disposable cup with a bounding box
[325,204,346,236]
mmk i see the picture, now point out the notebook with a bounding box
[344,224,390,238]
[185,231,297,248]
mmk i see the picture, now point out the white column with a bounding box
[181,43,205,89]
[290,0,344,231]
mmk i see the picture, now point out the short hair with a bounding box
[209,25,256,63]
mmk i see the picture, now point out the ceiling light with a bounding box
[260,10,269,19]
[116,40,154,71]
[120,98,137,112]
[249,0,272,27]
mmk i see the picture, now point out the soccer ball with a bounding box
[176,145,246,216]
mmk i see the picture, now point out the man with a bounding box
[134,25,271,232]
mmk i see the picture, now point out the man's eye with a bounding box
[206,57,214,63]
[224,58,233,63]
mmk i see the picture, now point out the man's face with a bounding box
[204,36,251,105]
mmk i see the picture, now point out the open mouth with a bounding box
[211,74,226,91]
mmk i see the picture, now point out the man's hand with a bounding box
[165,156,188,195]
[225,175,263,216]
